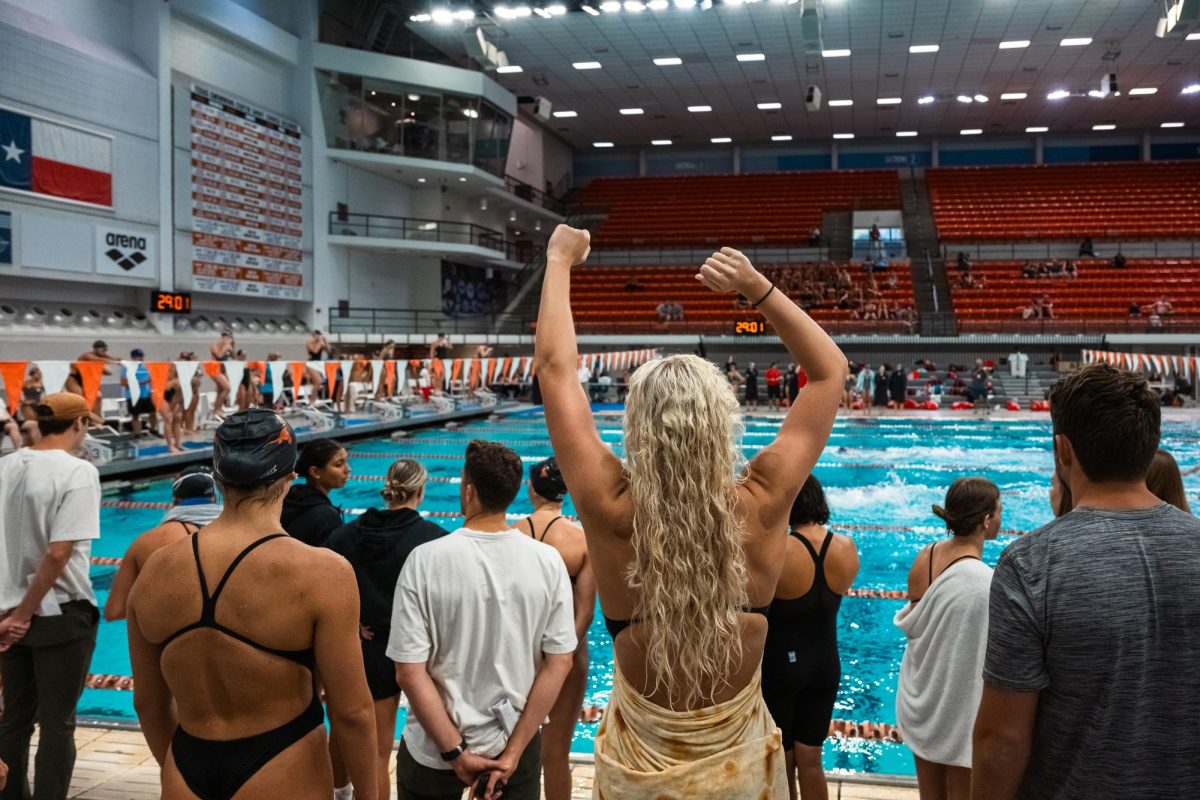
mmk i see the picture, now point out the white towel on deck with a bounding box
[894,557,993,768]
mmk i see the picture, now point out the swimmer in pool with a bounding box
[126,409,377,799]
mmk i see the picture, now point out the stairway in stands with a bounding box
[496,210,598,332]
[991,369,1054,404]
[821,210,852,261]
[901,169,955,335]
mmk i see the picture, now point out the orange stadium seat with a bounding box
[580,171,901,247]
[927,163,1200,243]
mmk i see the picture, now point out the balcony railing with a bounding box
[956,317,1200,335]
[329,307,530,336]
[328,212,537,262]
[505,175,568,215]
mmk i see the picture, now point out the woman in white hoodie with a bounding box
[895,478,1001,800]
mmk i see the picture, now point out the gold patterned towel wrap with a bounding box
[593,667,787,800]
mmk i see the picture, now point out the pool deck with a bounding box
[46,727,918,799]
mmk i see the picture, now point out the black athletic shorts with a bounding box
[762,678,839,748]
[767,385,781,400]
[363,635,401,700]
[130,397,156,417]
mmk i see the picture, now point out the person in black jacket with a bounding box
[888,367,909,405]
[326,459,445,800]
[281,439,350,547]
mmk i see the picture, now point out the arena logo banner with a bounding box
[0,210,10,265]
[188,85,306,300]
[0,105,113,208]
[441,260,507,316]
[95,227,156,279]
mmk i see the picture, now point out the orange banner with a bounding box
[0,362,28,415]
[290,363,306,398]
[431,359,446,389]
[468,359,481,388]
[246,361,266,382]
[324,362,341,390]
[204,361,223,378]
[74,361,106,410]
[146,362,171,410]
[384,361,397,394]
[451,359,463,384]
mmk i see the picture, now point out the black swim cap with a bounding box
[212,409,297,489]
[529,457,567,502]
[173,465,216,501]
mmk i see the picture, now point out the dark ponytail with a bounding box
[933,477,1000,536]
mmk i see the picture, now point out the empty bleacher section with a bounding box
[950,258,1200,333]
[570,263,916,335]
[928,163,1200,243]
[579,171,901,247]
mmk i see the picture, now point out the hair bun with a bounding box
[931,505,948,521]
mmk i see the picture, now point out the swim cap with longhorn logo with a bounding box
[212,408,298,489]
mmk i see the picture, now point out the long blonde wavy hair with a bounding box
[623,354,749,708]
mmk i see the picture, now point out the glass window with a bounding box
[318,72,362,150]
[443,93,476,166]
[473,101,511,177]
[402,91,442,161]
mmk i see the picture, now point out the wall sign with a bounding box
[96,227,156,279]
[188,85,305,299]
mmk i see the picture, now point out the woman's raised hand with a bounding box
[696,247,768,297]
[547,225,592,267]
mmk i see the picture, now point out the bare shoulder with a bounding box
[907,544,932,597]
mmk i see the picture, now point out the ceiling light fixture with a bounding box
[552,110,577,118]
[711,137,732,143]
[1162,122,1185,128]
[960,129,983,135]
[410,14,431,21]
[909,44,940,54]
[757,102,782,109]
[833,133,854,139]
[737,53,766,62]
[1188,32,1200,40]
[1026,126,1049,133]
[619,107,644,115]
[1128,87,1158,95]
[974,94,989,103]
[1092,124,1116,130]
[1048,90,1071,100]
[1184,84,1200,94]
[1060,37,1092,46]
[547,3,567,12]
[877,97,902,105]
[581,3,600,13]
[822,49,851,57]
[573,61,602,69]
[417,177,427,183]
[918,95,935,104]
[600,0,620,9]
[654,57,683,66]
[648,0,669,8]
[828,99,853,107]
[651,139,672,145]
[674,0,696,7]
[533,8,551,18]
[688,105,713,112]
[593,142,614,147]
[956,95,974,103]
[1000,92,1027,100]
[459,176,468,181]
[998,40,1030,49]
[771,134,793,141]
[896,131,918,137]
[496,65,524,73]
[624,0,645,11]
[1088,90,1105,98]
[431,8,454,24]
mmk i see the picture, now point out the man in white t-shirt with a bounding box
[388,440,576,800]
[0,392,102,800]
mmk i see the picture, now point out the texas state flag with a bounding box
[0,108,112,207]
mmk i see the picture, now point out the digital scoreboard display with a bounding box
[152,291,192,314]
[733,319,767,335]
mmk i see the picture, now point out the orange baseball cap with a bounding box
[36,392,103,425]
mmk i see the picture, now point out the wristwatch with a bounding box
[441,738,468,762]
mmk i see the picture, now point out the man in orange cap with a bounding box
[0,392,102,799]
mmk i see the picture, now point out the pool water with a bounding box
[87,412,1200,776]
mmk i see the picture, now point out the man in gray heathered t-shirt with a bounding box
[971,363,1200,799]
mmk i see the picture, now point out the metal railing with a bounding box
[582,245,834,266]
[945,241,1200,261]
[328,307,532,336]
[956,317,1200,335]
[328,213,532,262]
[504,175,568,215]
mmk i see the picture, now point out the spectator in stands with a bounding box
[1021,299,1040,321]
[1048,260,1065,278]
[734,294,752,310]
[957,252,972,273]
[1112,251,1127,269]
[1079,236,1096,257]
[1148,312,1164,331]
[1065,260,1078,280]
[624,276,643,291]
[1129,302,1141,318]
[1155,295,1175,317]
[656,301,670,322]
[809,226,822,247]
[1021,262,1037,279]
[1040,294,1055,320]
[120,349,157,438]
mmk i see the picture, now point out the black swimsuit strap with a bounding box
[524,518,536,538]
[178,520,202,536]
[927,541,937,585]
[198,534,289,610]
[539,516,564,542]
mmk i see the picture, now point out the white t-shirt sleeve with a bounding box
[49,463,101,544]
[386,553,433,664]
[540,558,579,656]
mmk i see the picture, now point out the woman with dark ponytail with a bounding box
[894,478,1001,800]
[281,439,350,547]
